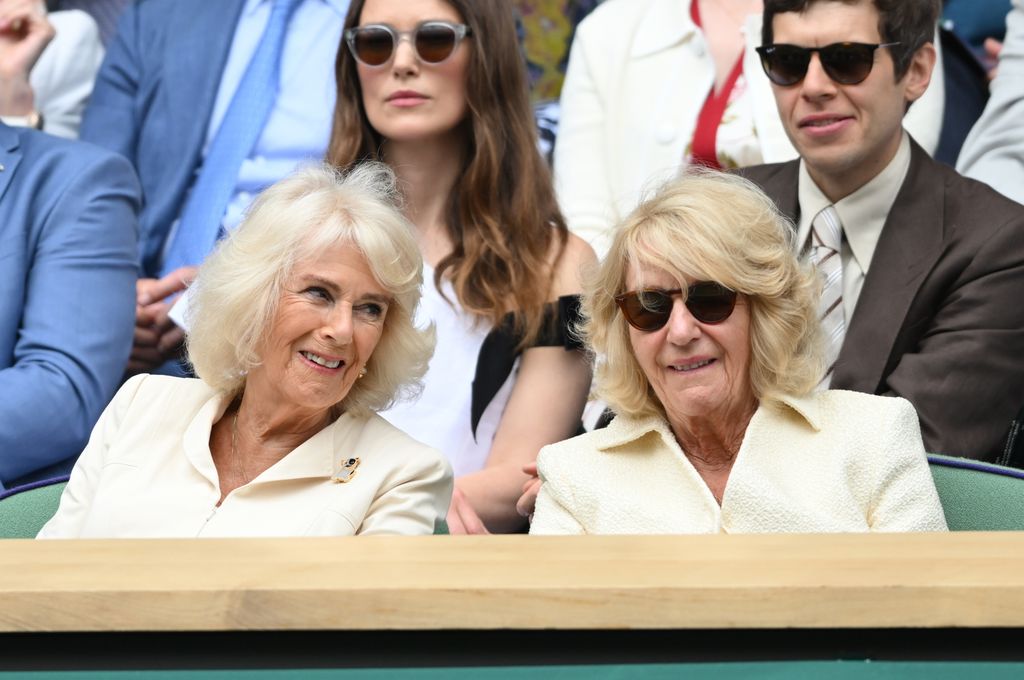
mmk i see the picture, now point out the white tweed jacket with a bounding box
[531,390,947,534]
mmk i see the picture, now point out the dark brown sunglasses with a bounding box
[755,41,899,86]
[614,282,738,331]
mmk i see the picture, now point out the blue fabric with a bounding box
[159,0,301,276]
[0,123,139,491]
[80,0,345,278]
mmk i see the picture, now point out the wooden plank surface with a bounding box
[1,533,1023,632]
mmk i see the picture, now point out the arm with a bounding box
[78,2,142,159]
[528,449,586,535]
[552,14,616,257]
[357,447,454,536]
[957,0,1024,204]
[453,235,596,533]
[0,0,54,119]
[882,213,1024,461]
[0,148,139,485]
[867,398,948,532]
[36,375,147,538]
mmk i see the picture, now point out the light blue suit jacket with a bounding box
[0,123,139,489]
[80,0,247,277]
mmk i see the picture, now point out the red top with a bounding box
[688,0,745,170]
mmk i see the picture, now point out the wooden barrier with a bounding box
[3,532,1024,633]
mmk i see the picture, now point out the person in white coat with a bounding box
[530,170,947,535]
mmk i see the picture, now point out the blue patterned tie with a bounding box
[160,0,301,276]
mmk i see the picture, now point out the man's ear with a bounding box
[902,41,936,105]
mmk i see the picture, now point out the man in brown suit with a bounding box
[741,0,1024,462]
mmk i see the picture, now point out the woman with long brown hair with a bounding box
[328,0,595,533]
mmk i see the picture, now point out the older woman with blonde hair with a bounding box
[39,163,452,538]
[530,170,947,534]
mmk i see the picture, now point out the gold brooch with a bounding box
[332,457,360,484]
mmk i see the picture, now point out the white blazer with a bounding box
[554,0,945,257]
[531,390,948,535]
[38,375,453,538]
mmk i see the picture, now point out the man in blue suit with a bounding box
[80,0,346,375]
[0,121,139,491]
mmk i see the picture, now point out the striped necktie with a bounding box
[160,0,302,277]
[809,205,845,388]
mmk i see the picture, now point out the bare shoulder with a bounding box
[549,231,598,298]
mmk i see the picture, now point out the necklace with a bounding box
[231,410,250,484]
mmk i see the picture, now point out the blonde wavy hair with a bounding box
[187,163,434,418]
[581,169,824,420]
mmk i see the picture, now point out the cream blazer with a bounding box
[38,375,453,538]
[554,0,945,257]
[530,390,947,534]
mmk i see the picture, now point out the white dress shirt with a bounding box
[796,133,913,325]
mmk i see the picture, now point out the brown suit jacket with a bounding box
[740,139,1024,461]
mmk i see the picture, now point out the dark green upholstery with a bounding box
[0,480,66,538]
[928,454,1024,531]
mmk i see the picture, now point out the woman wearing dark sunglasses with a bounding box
[328,0,596,534]
[529,170,946,535]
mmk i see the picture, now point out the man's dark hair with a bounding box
[762,0,941,80]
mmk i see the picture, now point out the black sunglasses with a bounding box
[755,42,900,86]
[614,282,738,332]
[345,21,472,67]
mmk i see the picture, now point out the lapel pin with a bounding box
[332,457,360,484]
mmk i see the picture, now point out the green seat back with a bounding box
[0,481,67,538]
[928,455,1024,531]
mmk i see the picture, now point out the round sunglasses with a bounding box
[345,21,472,67]
[755,42,900,86]
[614,282,738,332]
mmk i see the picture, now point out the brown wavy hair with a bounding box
[327,0,568,345]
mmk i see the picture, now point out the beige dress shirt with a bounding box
[38,375,453,538]
[531,390,947,535]
[796,133,912,326]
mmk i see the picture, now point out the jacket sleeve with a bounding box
[78,3,144,159]
[36,375,148,538]
[957,0,1024,204]
[0,149,140,486]
[357,446,454,536]
[867,398,948,532]
[529,446,586,535]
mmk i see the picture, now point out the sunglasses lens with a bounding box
[763,45,809,86]
[352,27,394,66]
[416,24,458,63]
[685,283,737,324]
[821,43,875,84]
[619,291,673,331]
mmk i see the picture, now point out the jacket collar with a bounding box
[631,0,698,58]
[0,122,23,204]
[594,392,824,451]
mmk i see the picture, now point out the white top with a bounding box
[38,375,453,538]
[380,266,516,476]
[796,133,913,325]
[29,10,105,139]
[531,390,948,535]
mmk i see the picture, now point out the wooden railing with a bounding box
[2,532,1024,632]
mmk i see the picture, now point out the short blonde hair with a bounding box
[581,169,824,420]
[187,163,434,417]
